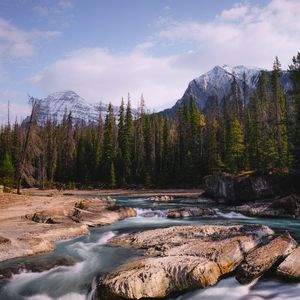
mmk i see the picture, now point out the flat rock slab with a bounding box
[236,232,298,284]
[277,246,300,280]
[98,224,274,299]
[109,224,274,250]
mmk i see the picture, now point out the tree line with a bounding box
[1,53,300,190]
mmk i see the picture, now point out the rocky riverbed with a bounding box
[95,224,300,299]
[0,192,136,262]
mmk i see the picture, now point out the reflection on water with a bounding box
[0,195,300,300]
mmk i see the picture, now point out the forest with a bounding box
[0,53,300,190]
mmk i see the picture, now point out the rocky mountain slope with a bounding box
[35,90,116,124]
[161,65,292,118]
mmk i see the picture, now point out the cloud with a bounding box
[0,90,30,124]
[219,3,250,21]
[30,48,193,109]
[30,0,300,110]
[0,17,60,60]
[33,0,73,27]
[152,0,300,70]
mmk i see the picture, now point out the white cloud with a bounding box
[0,90,30,124]
[219,3,250,21]
[30,0,300,109]
[30,48,193,109]
[0,17,60,60]
[152,0,300,70]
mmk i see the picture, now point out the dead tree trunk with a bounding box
[16,99,39,194]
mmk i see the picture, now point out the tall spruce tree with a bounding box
[289,52,300,172]
[102,103,117,186]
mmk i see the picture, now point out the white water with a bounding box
[177,277,257,300]
[1,196,300,300]
[215,209,254,219]
[2,232,116,300]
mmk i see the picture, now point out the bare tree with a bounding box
[16,97,41,194]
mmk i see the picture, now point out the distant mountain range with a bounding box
[35,90,117,124]
[32,65,293,123]
[161,65,292,118]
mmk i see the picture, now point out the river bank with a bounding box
[1,193,300,299]
[0,189,203,263]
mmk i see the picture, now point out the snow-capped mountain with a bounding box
[35,90,115,124]
[162,65,291,117]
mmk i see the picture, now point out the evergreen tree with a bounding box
[0,153,15,188]
[227,118,245,173]
[289,52,300,172]
[272,56,289,170]
[102,103,117,186]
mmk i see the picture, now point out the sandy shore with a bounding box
[0,188,203,263]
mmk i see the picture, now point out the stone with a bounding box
[204,173,276,204]
[109,224,274,249]
[236,232,298,284]
[98,224,275,299]
[148,195,174,202]
[167,207,215,218]
[32,212,59,224]
[277,247,300,280]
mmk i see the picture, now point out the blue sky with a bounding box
[0,0,299,123]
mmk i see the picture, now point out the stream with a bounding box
[1,195,300,300]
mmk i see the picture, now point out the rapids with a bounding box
[1,195,300,300]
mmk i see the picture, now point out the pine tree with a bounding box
[289,52,300,172]
[124,98,134,183]
[102,103,117,185]
[117,98,126,185]
[227,118,245,173]
[272,56,289,170]
[0,153,15,188]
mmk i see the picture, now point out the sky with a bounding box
[0,0,300,123]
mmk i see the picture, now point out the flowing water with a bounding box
[1,195,300,300]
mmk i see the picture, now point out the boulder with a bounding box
[98,224,274,299]
[270,194,300,218]
[236,232,298,284]
[226,194,300,219]
[148,195,174,202]
[167,207,215,218]
[204,173,276,204]
[109,224,274,249]
[277,247,300,280]
[31,212,59,224]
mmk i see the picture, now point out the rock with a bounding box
[270,194,300,218]
[167,207,215,218]
[98,224,274,299]
[0,236,10,244]
[226,194,300,219]
[108,206,137,219]
[277,247,300,280]
[148,195,174,202]
[140,211,165,218]
[204,173,276,204]
[0,256,76,282]
[109,224,274,249]
[31,212,59,224]
[236,232,298,284]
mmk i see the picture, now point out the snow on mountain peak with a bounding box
[37,90,107,124]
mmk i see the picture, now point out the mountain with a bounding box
[35,90,116,124]
[161,65,292,118]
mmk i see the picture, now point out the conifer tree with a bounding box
[0,153,15,188]
[272,57,289,170]
[289,52,300,172]
[102,103,117,186]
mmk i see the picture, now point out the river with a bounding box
[0,195,300,300]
